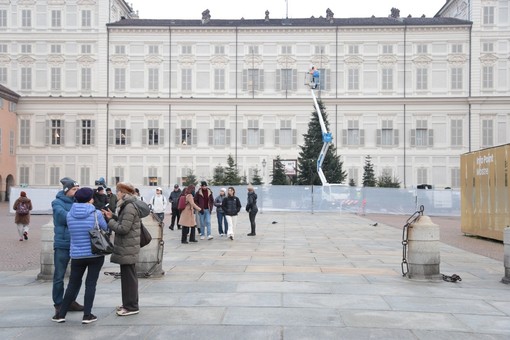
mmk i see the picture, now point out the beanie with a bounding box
[60,177,79,193]
[200,181,207,187]
[220,188,226,193]
[74,187,94,203]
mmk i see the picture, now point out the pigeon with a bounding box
[369,222,378,227]
[271,221,278,224]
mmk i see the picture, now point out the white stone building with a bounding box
[1,0,509,188]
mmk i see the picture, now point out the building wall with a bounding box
[0,91,18,200]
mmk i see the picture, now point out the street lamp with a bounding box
[262,159,267,179]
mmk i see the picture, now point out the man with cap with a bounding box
[168,184,182,230]
[150,187,167,224]
[106,187,118,213]
[51,177,84,318]
[194,181,214,240]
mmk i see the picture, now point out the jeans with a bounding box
[199,209,211,236]
[53,248,79,306]
[59,256,105,317]
[249,210,258,234]
[155,212,164,224]
[216,211,228,234]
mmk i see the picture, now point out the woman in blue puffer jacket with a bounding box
[52,187,109,325]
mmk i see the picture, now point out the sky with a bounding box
[129,0,448,20]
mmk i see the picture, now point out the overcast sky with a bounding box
[129,0,448,20]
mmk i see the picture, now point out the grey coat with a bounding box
[108,195,141,265]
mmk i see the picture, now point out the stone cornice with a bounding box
[276,55,296,68]
[144,55,163,65]
[178,55,196,66]
[480,53,497,66]
[210,55,229,67]
[0,54,11,64]
[110,55,129,65]
[448,53,467,65]
[412,55,432,66]
[344,56,364,65]
[47,55,65,65]
[378,55,397,65]
[244,55,263,68]
[18,55,36,65]
[77,55,96,66]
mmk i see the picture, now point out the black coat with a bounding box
[222,195,241,216]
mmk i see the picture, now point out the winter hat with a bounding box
[220,188,226,193]
[97,187,104,192]
[60,177,79,193]
[20,191,27,197]
[174,184,179,188]
[116,182,136,195]
[75,187,94,203]
[106,187,112,192]
[200,181,207,187]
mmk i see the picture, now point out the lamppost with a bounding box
[262,159,267,182]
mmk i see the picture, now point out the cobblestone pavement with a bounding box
[0,202,504,271]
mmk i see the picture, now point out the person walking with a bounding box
[106,187,118,213]
[102,182,142,317]
[246,185,258,236]
[150,187,167,224]
[52,187,108,324]
[222,187,241,240]
[13,191,33,241]
[179,185,202,244]
[52,177,84,318]
[195,181,214,240]
[168,184,182,230]
[214,188,228,236]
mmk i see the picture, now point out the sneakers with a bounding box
[200,236,205,240]
[207,235,214,240]
[116,308,139,316]
[52,314,65,323]
[82,314,97,324]
[69,301,84,312]
[169,225,174,230]
[23,231,28,240]
[220,233,224,237]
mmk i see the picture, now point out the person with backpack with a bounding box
[13,191,33,241]
[149,187,167,224]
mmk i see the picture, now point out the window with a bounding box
[417,44,428,54]
[277,120,293,146]
[0,44,7,53]
[20,119,30,145]
[482,42,494,53]
[148,45,159,55]
[246,119,260,146]
[50,167,60,186]
[248,46,259,54]
[451,119,463,147]
[81,44,92,54]
[9,102,15,112]
[20,167,29,186]
[51,10,61,28]
[81,10,91,27]
[114,167,124,184]
[180,120,193,145]
[79,119,94,145]
[81,68,91,91]
[0,67,7,84]
[483,6,495,25]
[145,120,161,145]
[416,68,428,90]
[181,45,192,54]
[21,44,32,54]
[80,167,90,186]
[49,119,63,145]
[451,68,463,90]
[412,120,433,147]
[214,45,225,55]
[482,66,493,89]
[147,168,160,187]
[21,10,32,28]
[348,168,359,186]
[9,130,14,155]
[181,69,192,91]
[214,69,225,90]
[482,119,493,147]
[451,168,460,188]
[452,44,463,53]
[51,67,61,90]
[243,69,264,92]
[382,45,393,54]
[348,45,359,54]
[382,68,393,90]
[281,45,292,54]
[346,120,360,145]
[314,45,325,54]
[115,45,126,55]
[348,69,359,90]
[113,120,128,145]
[212,119,226,146]
[21,67,32,90]
[378,120,396,146]
[277,69,296,91]
[0,10,7,27]
[50,44,62,54]
[148,68,159,91]
[417,168,428,185]
[114,68,126,91]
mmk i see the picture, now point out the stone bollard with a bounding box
[502,227,510,284]
[38,219,56,280]
[136,214,165,278]
[406,215,441,281]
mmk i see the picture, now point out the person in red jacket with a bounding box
[194,181,214,240]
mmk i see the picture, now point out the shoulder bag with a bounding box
[89,211,114,255]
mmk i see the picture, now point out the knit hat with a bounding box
[116,182,136,195]
[60,177,79,193]
[97,187,104,192]
[200,181,207,187]
[174,184,179,188]
[220,188,226,193]
[74,187,94,203]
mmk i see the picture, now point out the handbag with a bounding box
[140,222,152,248]
[89,211,114,255]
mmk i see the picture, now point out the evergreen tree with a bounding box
[362,155,377,187]
[349,178,356,187]
[223,154,242,185]
[271,155,289,185]
[183,169,198,187]
[377,174,401,188]
[251,168,263,185]
[296,100,346,185]
[211,164,226,186]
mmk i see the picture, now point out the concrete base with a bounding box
[136,214,165,278]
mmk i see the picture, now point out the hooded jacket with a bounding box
[107,195,141,265]
[51,190,75,250]
[66,203,108,259]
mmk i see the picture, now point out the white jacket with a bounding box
[150,194,167,213]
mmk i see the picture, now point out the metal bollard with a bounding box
[136,214,165,278]
[406,215,441,281]
[502,227,510,284]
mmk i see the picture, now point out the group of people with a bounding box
[50,178,145,324]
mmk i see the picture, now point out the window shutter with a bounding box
[126,129,131,145]
[376,129,381,146]
[292,129,297,145]
[410,129,416,147]
[226,129,231,145]
[175,128,180,145]
[242,129,247,145]
[275,70,281,90]
[394,129,399,146]
[208,129,213,145]
[242,70,247,91]
[428,129,434,147]
[292,69,297,91]
[142,129,147,146]
[76,121,81,145]
[91,120,96,145]
[108,129,114,145]
[259,129,264,145]
[159,128,164,145]
[342,129,347,145]
[359,129,365,146]
[45,120,50,145]
[192,128,197,145]
[275,129,279,145]
[259,70,264,91]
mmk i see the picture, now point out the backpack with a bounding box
[17,201,29,216]
[177,195,187,211]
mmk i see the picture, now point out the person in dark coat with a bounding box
[106,187,118,213]
[246,185,258,236]
[221,187,241,240]
[13,191,33,241]
[168,184,182,230]
[93,187,108,210]
[102,182,142,316]
[214,188,228,236]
